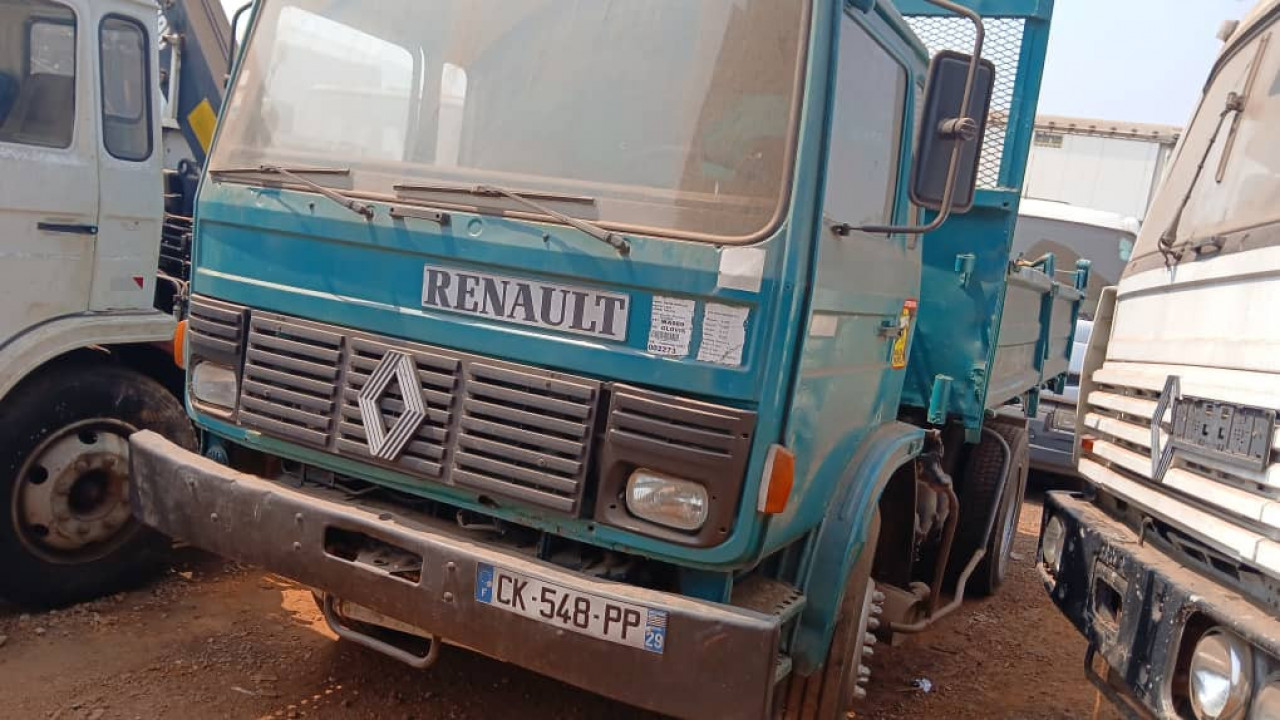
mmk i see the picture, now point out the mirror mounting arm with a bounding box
[843,0,985,238]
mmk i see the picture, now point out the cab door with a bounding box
[89,0,162,312]
[0,0,98,339]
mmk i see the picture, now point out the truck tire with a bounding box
[778,513,882,719]
[948,420,1030,597]
[0,362,196,607]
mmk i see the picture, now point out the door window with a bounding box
[0,0,76,148]
[824,14,908,227]
[100,15,151,160]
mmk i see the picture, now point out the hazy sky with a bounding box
[218,0,1257,127]
[1037,0,1254,126]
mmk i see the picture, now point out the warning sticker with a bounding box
[697,303,749,366]
[891,299,918,370]
[647,297,696,358]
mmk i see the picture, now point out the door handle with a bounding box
[37,222,97,235]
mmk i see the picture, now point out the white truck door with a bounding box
[0,0,98,340]
[89,1,163,312]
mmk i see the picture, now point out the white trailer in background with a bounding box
[1023,115,1181,221]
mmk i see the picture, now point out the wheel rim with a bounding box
[840,582,882,706]
[994,464,1024,580]
[11,418,138,564]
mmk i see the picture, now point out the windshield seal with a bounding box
[211,0,814,245]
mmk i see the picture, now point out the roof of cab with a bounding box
[1018,199,1141,235]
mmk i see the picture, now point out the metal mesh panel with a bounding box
[906,17,1026,189]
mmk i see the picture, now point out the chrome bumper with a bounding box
[129,431,782,720]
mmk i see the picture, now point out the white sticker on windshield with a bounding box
[716,247,766,293]
[698,304,749,366]
[647,297,696,358]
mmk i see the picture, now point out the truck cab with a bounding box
[0,0,228,607]
[128,1,1075,717]
[1039,2,1280,717]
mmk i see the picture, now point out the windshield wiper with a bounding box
[396,183,630,256]
[212,165,375,220]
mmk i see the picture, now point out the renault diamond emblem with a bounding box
[357,350,425,461]
[1151,375,1180,482]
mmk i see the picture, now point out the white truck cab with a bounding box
[0,0,226,607]
[0,0,164,336]
[1039,2,1280,716]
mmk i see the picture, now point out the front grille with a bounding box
[609,388,751,462]
[239,316,343,449]
[454,364,597,513]
[1081,370,1280,533]
[336,337,459,481]
[187,296,244,366]
[223,304,601,514]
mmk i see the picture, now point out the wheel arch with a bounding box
[791,421,925,674]
[0,312,179,406]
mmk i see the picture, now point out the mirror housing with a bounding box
[909,50,996,214]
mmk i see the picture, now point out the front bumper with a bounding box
[129,431,782,720]
[1040,491,1280,719]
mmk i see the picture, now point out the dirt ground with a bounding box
[0,484,1119,720]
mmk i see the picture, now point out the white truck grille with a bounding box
[1079,362,1280,573]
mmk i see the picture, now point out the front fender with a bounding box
[0,311,176,404]
[792,421,924,673]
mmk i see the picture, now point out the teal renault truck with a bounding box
[127,0,1073,717]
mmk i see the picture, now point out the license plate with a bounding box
[475,563,668,654]
[1171,397,1276,471]
[1051,408,1077,432]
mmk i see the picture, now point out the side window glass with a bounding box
[0,0,76,149]
[100,15,150,161]
[824,16,907,227]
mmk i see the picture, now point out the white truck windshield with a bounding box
[213,0,808,241]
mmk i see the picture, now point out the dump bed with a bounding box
[898,0,1083,440]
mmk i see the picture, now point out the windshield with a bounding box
[1125,13,1280,276]
[212,0,809,241]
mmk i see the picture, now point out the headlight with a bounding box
[1190,629,1253,720]
[1253,678,1280,720]
[191,361,239,409]
[625,470,709,531]
[1041,515,1066,572]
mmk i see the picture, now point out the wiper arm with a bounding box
[396,182,630,256]
[212,165,375,220]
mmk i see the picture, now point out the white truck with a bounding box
[0,0,227,606]
[1039,1,1280,717]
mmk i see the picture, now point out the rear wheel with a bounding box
[778,513,882,719]
[948,420,1030,597]
[0,362,195,607]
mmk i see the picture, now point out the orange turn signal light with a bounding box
[758,445,795,515]
[1081,435,1095,454]
[171,319,188,369]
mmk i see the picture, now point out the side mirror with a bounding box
[909,50,996,214]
